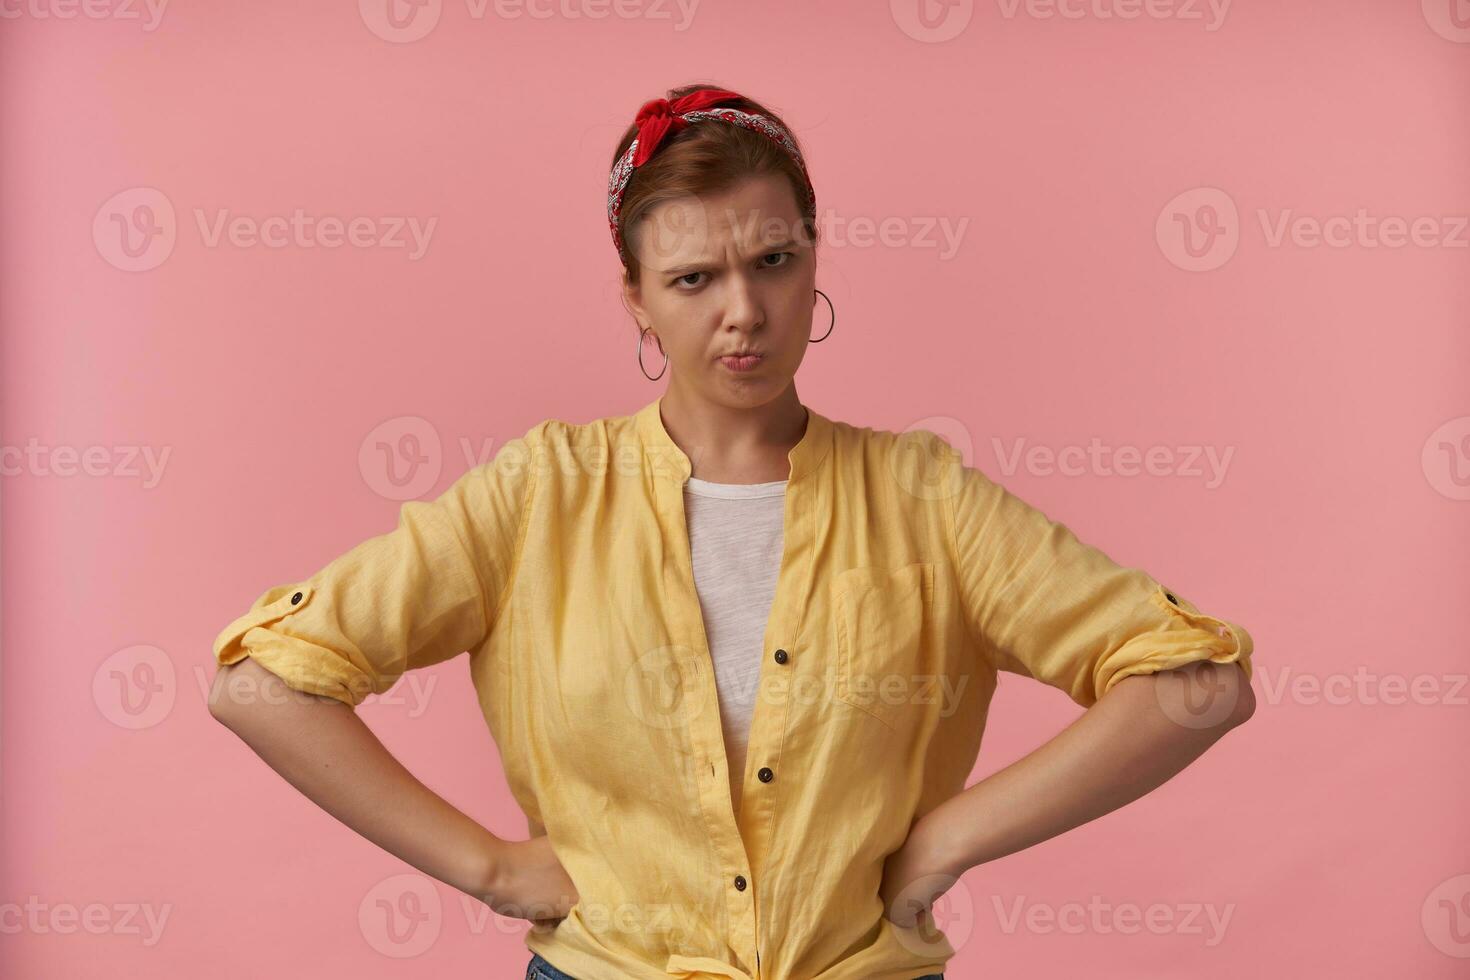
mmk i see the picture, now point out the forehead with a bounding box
[634,173,803,269]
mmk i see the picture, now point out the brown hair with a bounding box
[611,83,819,288]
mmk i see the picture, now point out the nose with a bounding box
[720,271,764,334]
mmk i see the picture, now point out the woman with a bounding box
[209,84,1256,980]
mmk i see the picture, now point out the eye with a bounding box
[670,252,792,290]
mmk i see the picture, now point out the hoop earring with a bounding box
[638,326,668,381]
[810,289,835,343]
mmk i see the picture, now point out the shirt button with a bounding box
[291,591,303,605]
[734,875,747,891]
[774,649,788,664]
[758,767,774,783]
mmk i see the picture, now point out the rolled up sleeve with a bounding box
[212,424,544,707]
[938,435,1253,708]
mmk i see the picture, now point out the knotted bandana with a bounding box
[607,89,815,264]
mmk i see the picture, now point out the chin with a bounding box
[712,373,793,406]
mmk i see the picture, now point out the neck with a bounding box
[659,383,809,484]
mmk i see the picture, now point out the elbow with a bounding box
[208,661,243,725]
[1191,659,1255,731]
[1224,661,1256,728]
[1139,659,1256,735]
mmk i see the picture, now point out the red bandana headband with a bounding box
[607,89,816,265]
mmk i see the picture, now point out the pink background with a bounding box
[3,1,1468,977]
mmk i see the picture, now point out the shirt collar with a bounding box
[634,393,833,485]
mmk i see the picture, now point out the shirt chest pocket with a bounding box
[829,561,935,731]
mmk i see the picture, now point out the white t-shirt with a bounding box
[682,475,787,816]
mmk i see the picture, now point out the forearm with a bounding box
[917,660,1256,877]
[208,655,505,899]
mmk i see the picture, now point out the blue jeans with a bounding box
[526,951,942,979]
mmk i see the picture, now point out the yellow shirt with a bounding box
[213,394,1254,980]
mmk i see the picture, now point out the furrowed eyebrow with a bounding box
[663,239,801,278]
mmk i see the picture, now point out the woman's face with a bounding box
[622,173,817,410]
